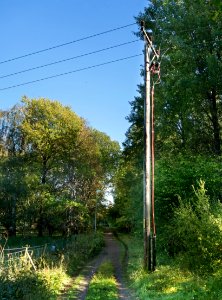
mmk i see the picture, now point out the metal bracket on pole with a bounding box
[141,21,159,59]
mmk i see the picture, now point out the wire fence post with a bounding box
[25,246,37,271]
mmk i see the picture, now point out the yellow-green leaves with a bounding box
[21,97,83,158]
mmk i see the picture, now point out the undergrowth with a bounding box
[122,235,222,300]
[118,181,222,299]
[0,232,104,299]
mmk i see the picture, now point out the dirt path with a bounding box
[59,232,134,299]
[104,233,133,300]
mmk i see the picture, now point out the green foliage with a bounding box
[123,84,144,164]
[0,233,104,299]
[85,261,118,300]
[112,158,143,233]
[91,129,120,180]
[1,235,66,250]
[113,154,221,236]
[113,2,222,271]
[136,0,222,155]
[0,266,68,299]
[166,180,222,274]
[122,235,222,300]
[65,233,105,275]
[155,155,222,225]
[0,97,120,236]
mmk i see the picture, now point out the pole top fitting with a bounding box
[140,20,145,32]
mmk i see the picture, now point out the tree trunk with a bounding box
[37,156,48,237]
[8,195,17,237]
[208,89,221,155]
[37,214,44,237]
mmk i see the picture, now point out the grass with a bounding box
[85,261,119,300]
[0,233,105,299]
[0,266,69,300]
[61,261,119,300]
[121,235,222,300]
[57,274,85,299]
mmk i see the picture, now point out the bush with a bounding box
[65,232,105,275]
[166,180,222,274]
[155,155,222,227]
[122,235,222,300]
[0,267,67,299]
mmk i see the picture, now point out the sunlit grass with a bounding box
[122,235,222,300]
[59,274,84,299]
[0,233,104,299]
[58,258,119,299]
[85,261,118,300]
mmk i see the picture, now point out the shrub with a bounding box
[166,180,222,274]
[65,232,105,275]
[0,267,67,299]
[155,155,222,226]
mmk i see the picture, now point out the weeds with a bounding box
[122,235,222,300]
[86,261,118,300]
[0,232,104,299]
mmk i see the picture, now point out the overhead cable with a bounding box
[0,54,142,91]
[0,40,140,79]
[0,23,136,65]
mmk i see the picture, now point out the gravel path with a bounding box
[59,232,134,299]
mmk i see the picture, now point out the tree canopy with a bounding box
[113,0,222,235]
[0,97,120,236]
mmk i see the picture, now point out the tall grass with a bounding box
[0,233,104,299]
[122,235,222,300]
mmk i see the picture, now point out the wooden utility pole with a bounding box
[143,41,152,271]
[141,21,159,272]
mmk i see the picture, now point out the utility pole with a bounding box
[141,21,159,272]
[143,40,152,271]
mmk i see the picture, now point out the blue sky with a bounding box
[0,1,147,145]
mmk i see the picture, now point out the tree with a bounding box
[0,97,120,236]
[0,105,26,236]
[113,0,222,234]
[0,157,28,236]
[113,158,143,232]
[136,0,222,155]
[20,97,88,236]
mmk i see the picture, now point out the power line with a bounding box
[0,23,137,65]
[0,54,142,91]
[0,40,140,79]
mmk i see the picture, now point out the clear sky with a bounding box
[0,0,147,145]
